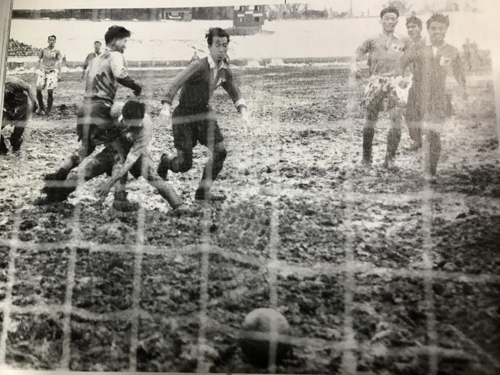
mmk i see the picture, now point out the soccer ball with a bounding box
[238,308,291,367]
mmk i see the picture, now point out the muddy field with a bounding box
[0,65,499,374]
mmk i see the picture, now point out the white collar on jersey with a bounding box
[207,55,228,71]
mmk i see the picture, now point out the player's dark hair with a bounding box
[105,26,131,45]
[406,16,422,28]
[205,27,230,46]
[122,100,146,121]
[426,13,449,29]
[94,41,102,45]
[380,6,399,18]
[48,35,56,40]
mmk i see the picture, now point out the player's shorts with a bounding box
[171,105,224,152]
[362,75,412,114]
[36,69,58,90]
[76,100,119,150]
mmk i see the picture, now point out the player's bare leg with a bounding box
[158,149,193,180]
[140,156,188,213]
[195,141,227,201]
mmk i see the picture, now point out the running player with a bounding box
[36,35,63,115]
[81,41,102,79]
[40,100,187,213]
[1,76,37,154]
[43,25,142,183]
[351,6,410,170]
[405,15,425,150]
[157,27,249,201]
[400,13,467,181]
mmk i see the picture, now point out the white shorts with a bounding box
[36,69,58,90]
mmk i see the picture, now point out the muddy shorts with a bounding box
[36,69,58,90]
[172,106,224,152]
[362,75,411,114]
[76,100,119,152]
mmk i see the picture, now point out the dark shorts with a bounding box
[425,93,453,122]
[172,106,224,152]
[76,100,118,147]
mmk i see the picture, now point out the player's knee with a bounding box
[365,110,378,122]
[428,131,441,144]
[177,156,193,172]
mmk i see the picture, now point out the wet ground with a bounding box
[0,65,499,373]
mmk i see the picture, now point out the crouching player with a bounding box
[400,13,466,181]
[44,25,142,183]
[1,76,37,154]
[40,100,188,213]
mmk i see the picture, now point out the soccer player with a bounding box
[351,6,410,170]
[44,25,142,184]
[1,76,37,154]
[405,15,425,150]
[462,38,473,71]
[41,100,187,212]
[400,13,466,181]
[157,27,249,201]
[81,41,102,79]
[36,35,63,115]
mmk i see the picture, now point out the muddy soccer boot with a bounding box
[157,153,171,180]
[112,191,140,212]
[384,127,401,171]
[194,188,226,202]
[37,183,74,205]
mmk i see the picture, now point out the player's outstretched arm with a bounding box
[159,60,203,126]
[117,76,142,96]
[56,51,63,78]
[351,39,371,79]
[161,59,203,106]
[96,152,139,202]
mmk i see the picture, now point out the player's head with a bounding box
[406,16,422,40]
[105,25,131,53]
[94,41,102,53]
[48,35,56,47]
[426,13,449,45]
[380,6,399,33]
[122,100,146,129]
[206,27,230,63]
